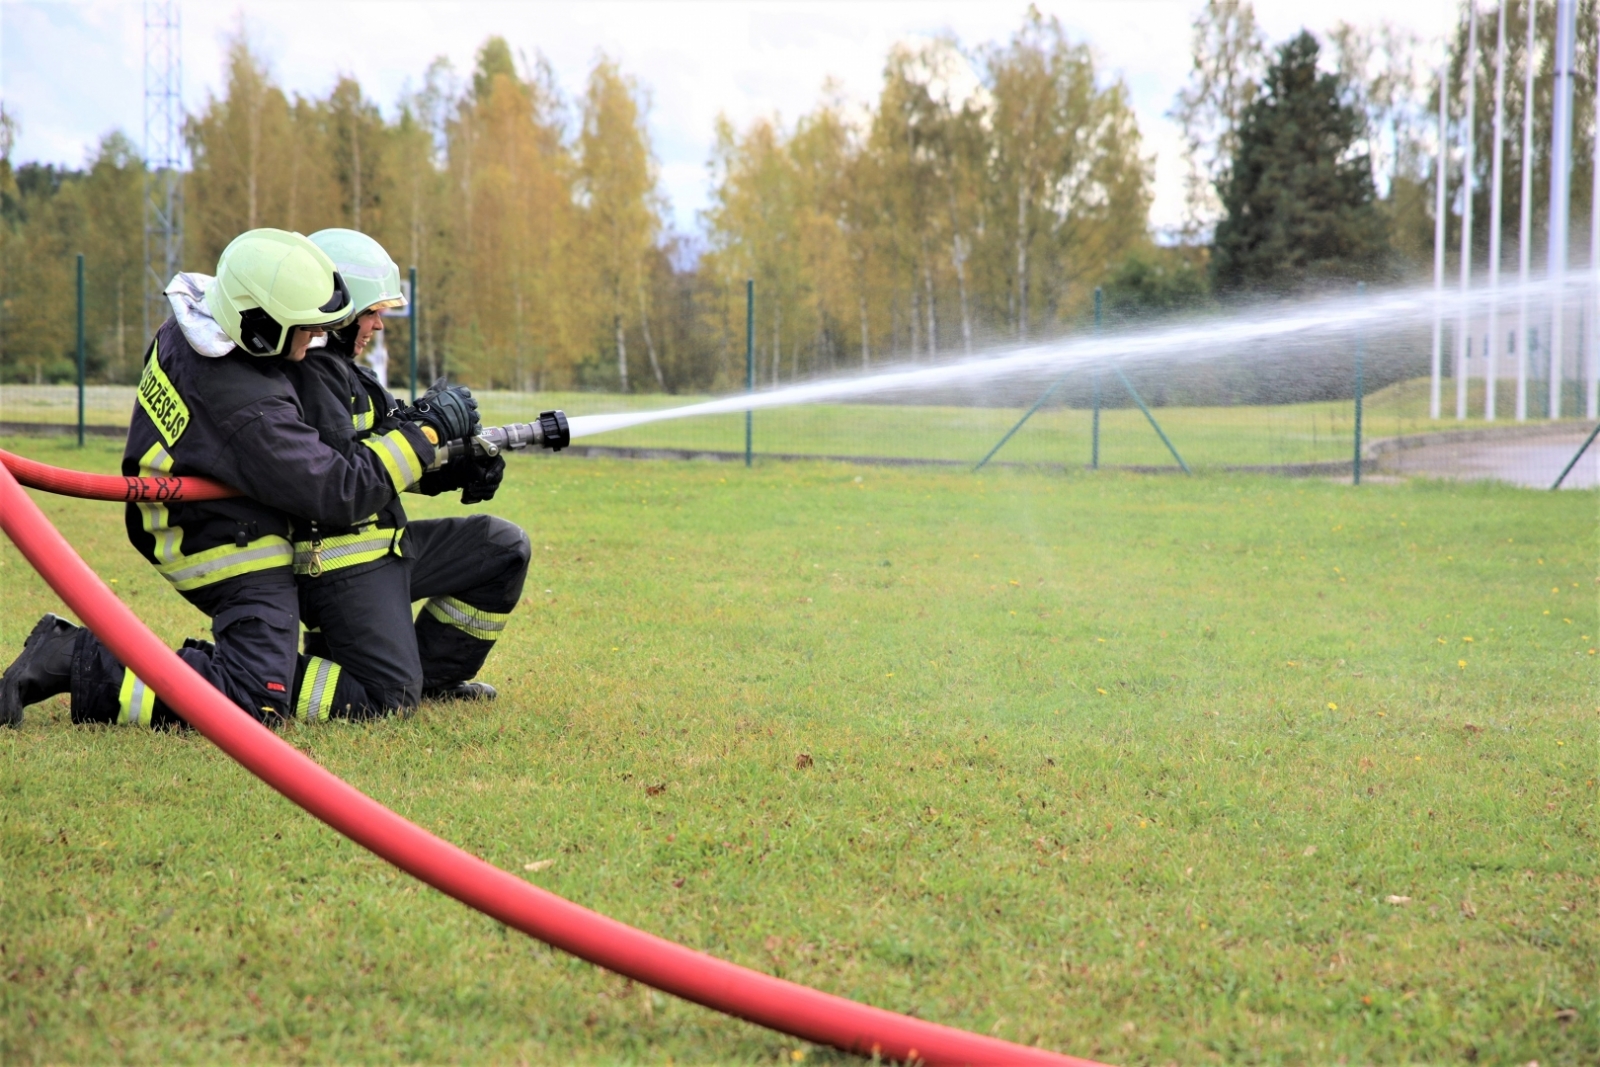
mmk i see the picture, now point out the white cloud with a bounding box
[1,1,1458,235]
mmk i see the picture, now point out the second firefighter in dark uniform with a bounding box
[284,228,530,716]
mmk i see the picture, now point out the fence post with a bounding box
[972,378,1071,472]
[1112,367,1190,474]
[745,279,754,468]
[976,291,1100,473]
[76,253,86,448]
[1353,281,1365,485]
[1092,286,1102,469]
[1551,418,1600,488]
[408,266,419,403]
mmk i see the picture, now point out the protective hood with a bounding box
[164,272,326,357]
[164,273,234,357]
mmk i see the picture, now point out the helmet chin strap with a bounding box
[324,323,361,358]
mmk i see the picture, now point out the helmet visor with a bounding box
[320,271,353,317]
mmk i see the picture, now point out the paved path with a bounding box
[1377,430,1596,489]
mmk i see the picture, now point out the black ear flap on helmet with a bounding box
[235,271,351,357]
[237,308,285,357]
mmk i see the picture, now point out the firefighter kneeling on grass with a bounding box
[285,227,529,715]
[0,228,523,728]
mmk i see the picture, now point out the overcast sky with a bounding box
[1,1,1458,237]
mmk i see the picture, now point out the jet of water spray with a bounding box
[564,277,1584,440]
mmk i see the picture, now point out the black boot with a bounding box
[421,680,497,702]
[1,614,80,727]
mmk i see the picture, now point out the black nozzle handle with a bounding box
[435,410,569,466]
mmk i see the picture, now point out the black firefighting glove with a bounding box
[412,448,501,503]
[459,452,505,505]
[414,455,470,497]
[407,382,480,444]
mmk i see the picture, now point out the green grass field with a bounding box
[0,436,1594,1064]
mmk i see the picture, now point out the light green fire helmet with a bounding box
[205,228,353,357]
[308,228,407,325]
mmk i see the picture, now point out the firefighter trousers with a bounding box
[299,515,530,715]
[69,569,375,727]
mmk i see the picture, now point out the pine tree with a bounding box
[1212,31,1390,293]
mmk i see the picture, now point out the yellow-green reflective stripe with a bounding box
[362,430,423,492]
[352,406,375,431]
[140,501,183,565]
[292,530,396,575]
[139,442,173,473]
[136,344,191,447]
[116,669,156,727]
[137,443,183,565]
[133,444,290,590]
[155,537,293,591]
[423,596,510,642]
[295,657,341,723]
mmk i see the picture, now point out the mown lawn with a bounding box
[0,435,1594,1065]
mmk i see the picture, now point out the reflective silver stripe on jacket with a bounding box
[159,540,293,586]
[292,531,396,574]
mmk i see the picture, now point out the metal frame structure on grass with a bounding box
[971,286,1201,476]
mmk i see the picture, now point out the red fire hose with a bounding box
[0,460,1101,1066]
[0,446,237,502]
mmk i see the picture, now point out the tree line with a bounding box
[2,3,1589,391]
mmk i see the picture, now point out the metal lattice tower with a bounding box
[142,0,183,341]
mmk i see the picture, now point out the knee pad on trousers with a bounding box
[484,517,531,606]
[488,516,531,561]
[210,602,298,723]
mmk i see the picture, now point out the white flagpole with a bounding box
[1548,0,1577,420]
[1433,60,1449,422]
[1457,3,1479,422]
[1487,0,1508,420]
[1589,2,1600,418]
[1440,59,1452,422]
[1517,0,1538,421]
